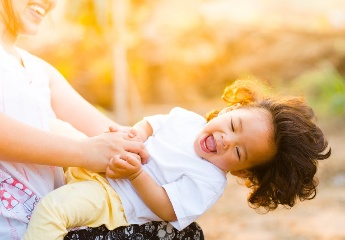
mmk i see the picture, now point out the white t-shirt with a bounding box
[108,107,227,230]
[0,46,65,239]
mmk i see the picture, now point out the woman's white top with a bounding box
[108,107,227,230]
[0,46,64,238]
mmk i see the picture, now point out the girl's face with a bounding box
[194,107,276,175]
[5,0,57,36]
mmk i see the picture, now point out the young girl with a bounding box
[0,1,199,239]
[24,80,331,239]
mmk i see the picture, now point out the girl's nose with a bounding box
[222,133,235,150]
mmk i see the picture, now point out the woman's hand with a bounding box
[107,125,148,164]
[106,153,143,180]
[79,131,148,173]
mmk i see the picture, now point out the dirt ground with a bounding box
[198,121,345,240]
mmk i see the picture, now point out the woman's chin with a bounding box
[20,28,40,36]
[19,22,42,36]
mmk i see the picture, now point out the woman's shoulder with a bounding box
[17,47,64,81]
[17,47,51,67]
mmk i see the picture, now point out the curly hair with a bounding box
[206,80,331,212]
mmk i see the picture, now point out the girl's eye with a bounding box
[231,119,235,132]
[231,119,240,160]
[236,147,241,160]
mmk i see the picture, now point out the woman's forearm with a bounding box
[0,113,84,167]
[0,113,132,173]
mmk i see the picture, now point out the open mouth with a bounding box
[201,135,217,153]
[29,4,46,17]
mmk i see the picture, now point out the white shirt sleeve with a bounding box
[144,107,188,135]
[144,113,168,134]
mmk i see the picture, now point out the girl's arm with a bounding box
[132,120,153,142]
[106,154,177,221]
[106,120,176,220]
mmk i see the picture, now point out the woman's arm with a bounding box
[106,154,177,222]
[0,113,98,171]
[42,58,148,164]
[44,59,118,137]
[0,112,149,172]
[0,58,148,170]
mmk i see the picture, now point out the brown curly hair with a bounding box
[206,80,331,212]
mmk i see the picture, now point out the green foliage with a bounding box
[290,63,345,118]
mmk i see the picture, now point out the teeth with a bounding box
[29,4,46,16]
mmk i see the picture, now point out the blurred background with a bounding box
[18,0,345,239]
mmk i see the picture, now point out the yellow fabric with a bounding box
[66,167,128,229]
[23,119,128,240]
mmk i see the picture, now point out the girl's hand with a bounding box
[106,153,143,180]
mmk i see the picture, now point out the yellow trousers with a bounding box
[23,120,128,240]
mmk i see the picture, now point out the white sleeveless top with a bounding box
[0,46,65,239]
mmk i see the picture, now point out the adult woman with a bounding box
[0,1,204,239]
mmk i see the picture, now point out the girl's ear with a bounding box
[218,103,241,116]
[230,169,250,178]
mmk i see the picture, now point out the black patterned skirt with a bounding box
[64,221,204,240]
